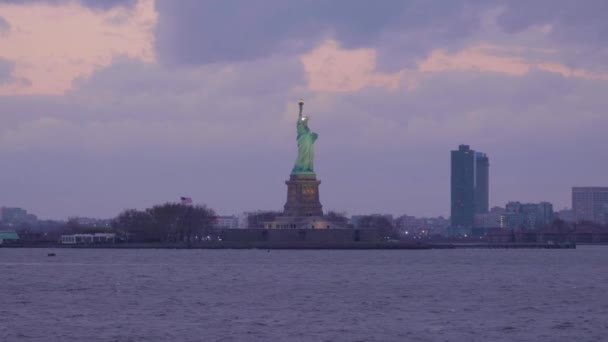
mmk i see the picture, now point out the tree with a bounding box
[112,209,156,242]
[112,203,217,243]
[325,211,349,227]
[181,205,216,242]
[147,203,186,242]
[358,215,399,240]
[247,211,281,228]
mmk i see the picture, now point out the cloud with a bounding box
[2,0,608,220]
[0,55,306,218]
[0,57,30,88]
[0,0,156,95]
[0,57,13,83]
[300,40,407,92]
[497,0,608,42]
[154,0,485,66]
[2,45,608,219]
[0,0,135,10]
[416,45,608,81]
[418,46,530,76]
[496,0,608,68]
[536,63,608,81]
[0,15,9,34]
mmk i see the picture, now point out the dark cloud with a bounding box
[0,16,9,34]
[0,57,31,86]
[494,0,608,70]
[0,57,15,83]
[0,0,135,10]
[497,0,608,43]
[154,0,485,66]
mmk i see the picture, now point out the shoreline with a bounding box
[1,241,577,250]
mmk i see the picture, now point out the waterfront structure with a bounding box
[572,187,608,224]
[60,233,116,244]
[0,231,19,245]
[450,145,490,235]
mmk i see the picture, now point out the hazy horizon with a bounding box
[1,0,607,220]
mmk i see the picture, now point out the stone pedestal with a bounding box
[283,173,323,217]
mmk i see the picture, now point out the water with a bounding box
[1,247,607,342]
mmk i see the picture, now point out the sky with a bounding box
[0,0,607,220]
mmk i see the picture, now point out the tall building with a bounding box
[450,145,490,233]
[475,153,489,214]
[572,187,608,224]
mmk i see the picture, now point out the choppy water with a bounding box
[1,247,607,342]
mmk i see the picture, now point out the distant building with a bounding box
[0,231,20,245]
[475,207,506,226]
[60,233,115,244]
[237,213,250,229]
[572,187,608,224]
[475,152,490,214]
[0,207,38,226]
[69,217,112,228]
[214,215,239,229]
[263,216,344,229]
[556,208,576,223]
[395,215,449,236]
[504,201,554,230]
[450,145,490,235]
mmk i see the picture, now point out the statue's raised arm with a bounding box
[298,99,304,119]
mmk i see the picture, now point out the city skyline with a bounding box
[1,0,607,219]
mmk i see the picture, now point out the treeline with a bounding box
[112,203,216,243]
[357,214,400,239]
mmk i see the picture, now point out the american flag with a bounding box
[180,197,193,205]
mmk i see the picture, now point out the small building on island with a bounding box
[60,233,116,245]
[0,231,20,245]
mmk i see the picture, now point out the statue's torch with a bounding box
[298,99,304,119]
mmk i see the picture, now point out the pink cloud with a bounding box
[418,46,530,76]
[0,0,156,95]
[418,45,608,82]
[300,40,408,93]
[536,63,608,81]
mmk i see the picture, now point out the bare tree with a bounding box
[358,215,399,240]
[112,209,156,242]
[325,211,349,226]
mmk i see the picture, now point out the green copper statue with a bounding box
[292,99,318,175]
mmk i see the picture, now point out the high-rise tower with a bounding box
[475,152,489,214]
[450,145,490,234]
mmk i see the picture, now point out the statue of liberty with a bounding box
[292,99,318,175]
